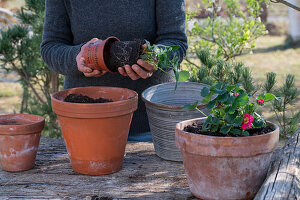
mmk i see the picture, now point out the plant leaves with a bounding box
[206,100,216,109]
[171,45,180,51]
[220,125,231,134]
[212,117,220,125]
[178,70,190,82]
[230,128,242,135]
[233,116,243,126]
[201,87,210,97]
[235,93,249,107]
[264,93,276,102]
[183,101,198,111]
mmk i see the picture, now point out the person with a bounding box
[41,0,188,141]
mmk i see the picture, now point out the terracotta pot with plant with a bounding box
[175,83,279,200]
[51,86,138,175]
[0,114,45,172]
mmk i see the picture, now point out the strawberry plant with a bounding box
[184,82,277,136]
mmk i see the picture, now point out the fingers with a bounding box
[137,59,155,72]
[141,43,147,49]
[77,58,92,73]
[83,70,106,77]
[124,65,140,80]
[118,67,127,76]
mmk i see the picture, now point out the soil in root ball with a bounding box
[106,40,143,72]
[184,123,274,137]
[64,94,113,103]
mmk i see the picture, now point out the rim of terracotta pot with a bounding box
[175,117,279,157]
[0,114,45,135]
[141,82,207,110]
[51,86,138,118]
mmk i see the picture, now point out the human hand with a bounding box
[118,44,156,80]
[76,38,107,77]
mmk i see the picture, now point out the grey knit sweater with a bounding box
[41,0,188,138]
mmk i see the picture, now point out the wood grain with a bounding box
[255,128,300,200]
[0,139,197,200]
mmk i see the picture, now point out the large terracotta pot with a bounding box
[175,117,279,200]
[83,36,120,73]
[0,114,45,172]
[51,86,138,175]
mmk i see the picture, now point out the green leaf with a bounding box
[220,125,231,134]
[233,116,243,126]
[212,117,220,125]
[225,114,235,124]
[226,85,236,92]
[216,93,229,102]
[264,93,276,102]
[235,93,249,107]
[202,93,212,104]
[178,70,190,82]
[202,116,212,130]
[206,100,216,109]
[211,125,219,132]
[242,131,250,136]
[201,87,210,97]
[215,88,226,95]
[171,45,180,51]
[183,101,198,111]
[230,128,242,135]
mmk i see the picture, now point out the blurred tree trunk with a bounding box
[50,71,59,94]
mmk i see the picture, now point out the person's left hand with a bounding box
[118,44,156,80]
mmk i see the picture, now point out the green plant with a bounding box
[0,0,62,137]
[142,41,190,89]
[184,82,276,137]
[268,74,300,139]
[189,49,258,94]
[186,0,267,61]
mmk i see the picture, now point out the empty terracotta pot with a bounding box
[51,86,138,175]
[83,36,120,73]
[175,117,279,200]
[0,114,45,172]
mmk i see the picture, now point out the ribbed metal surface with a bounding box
[142,82,210,161]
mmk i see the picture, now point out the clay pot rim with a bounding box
[51,86,138,107]
[0,114,45,135]
[141,82,207,110]
[176,117,279,140]
[51,86,138,118]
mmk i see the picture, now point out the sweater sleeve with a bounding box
[155,0,188,63]
[40,0,83,76]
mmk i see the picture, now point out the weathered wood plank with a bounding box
[0,139,196,200]
[255,128,300,200]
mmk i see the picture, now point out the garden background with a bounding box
[0,0,299,142]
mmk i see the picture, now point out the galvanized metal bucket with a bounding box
[142,82,210,161]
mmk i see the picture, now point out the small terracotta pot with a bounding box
[175,117,279,200]
[83,36,120,73]
[51,86,138,175]
[0,114,45,172]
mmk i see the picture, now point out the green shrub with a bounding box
[0,0,62,138]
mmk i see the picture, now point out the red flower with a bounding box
[241,113,254,130]
[257,98,264,105]
[234,93,239,97]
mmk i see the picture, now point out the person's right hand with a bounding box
[76,38,107,77]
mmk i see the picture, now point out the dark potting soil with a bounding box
[183,123,274,137]
[64,94,113,103]
[106,40,143,72]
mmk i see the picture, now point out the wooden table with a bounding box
[0,139,196,200]
[1,129,299,200]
